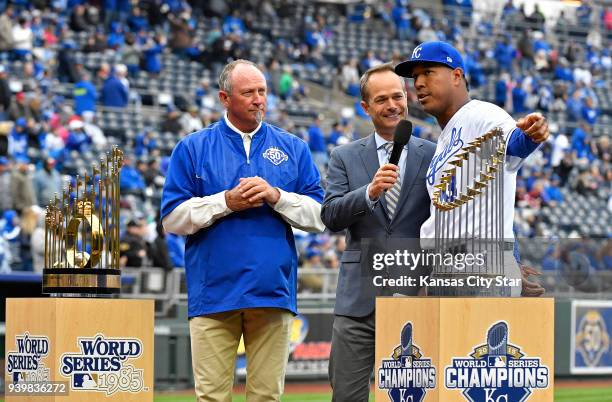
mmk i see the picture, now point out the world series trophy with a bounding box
[431,127,508,296]
[42,147,124,297]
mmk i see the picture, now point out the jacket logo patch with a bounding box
[263,147,288,166]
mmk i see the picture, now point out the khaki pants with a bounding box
[189,308,293,402]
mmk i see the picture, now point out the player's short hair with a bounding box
[218,59,262,94]
[360,62,406,102]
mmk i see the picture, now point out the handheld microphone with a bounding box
[388,119,412,166]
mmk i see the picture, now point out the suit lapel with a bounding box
[360,135,379,182]
[391,139,424,224]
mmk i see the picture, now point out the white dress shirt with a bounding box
[365,132,409,209]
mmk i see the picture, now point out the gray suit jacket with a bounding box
[321,134,436,317]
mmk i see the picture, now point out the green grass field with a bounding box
[2,388,612,401]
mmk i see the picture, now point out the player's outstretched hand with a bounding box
[516,112,549,143]
[520,264,545,297]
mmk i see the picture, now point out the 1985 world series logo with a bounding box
[6,332,50,383]
[60,334,147,395]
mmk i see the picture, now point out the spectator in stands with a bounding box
[65,119,92,153]
[511,78,528,114]
[1,209,20,271]
[494,73,509,108]
[160,105,183,135]
[9,92,34,122]
[142,34,165,75]
[392,1,412,41]
[33,157,63,207]
[104,0,131,29]
[83,29,107,53]
[222,10,245,36]
[12,15,32,60]
[161,59,324,402]
[307,115,327,168]
[554,58,574,82]
[134,129,158,157]
[195,77,213,109]
[147,217,173,270]
[571,123,593,162]
[340,59,360,96]
[566,89,582,122]
[591,135,610,162]
[8,117,29,160]
[121,33,141,76]
[168,11,193,55]
[526,4,545,30]
[0,157,12,214]
[127,6,149,32]
[108,22,126,50]
[359,50,382,74]
[278,65,293,100]
[69,4,89,32]
[554,152,574,187]
[0,65,10,120]
[542,174,564,206]
[577,0,593,25]
[119,155,145,195]
[57,41,80,83]
[0,6,14,57]
[73,71,98,116]
[180,105,203,134]
[581,96,599,126]
[10,156,34,214]
[101,64,129,108]
[119,218,149,268]
[517,30,534,71]
[575,165,599,196]
[142,158,161,187]
[326,121,344,149]
[574,63,592,87]
[494,35,516,74]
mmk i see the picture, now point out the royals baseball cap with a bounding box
[395,41,465,78]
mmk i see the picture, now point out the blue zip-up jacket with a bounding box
[161,119,324,318]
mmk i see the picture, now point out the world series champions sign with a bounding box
[5,146,154,402]
[375,298,554,402]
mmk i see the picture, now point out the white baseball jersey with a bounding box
[420,99,525,241]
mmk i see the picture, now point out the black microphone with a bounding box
[388,119,412,166]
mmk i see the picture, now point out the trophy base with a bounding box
[42,268,121,298]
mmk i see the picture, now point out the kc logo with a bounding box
[412,46,422,59]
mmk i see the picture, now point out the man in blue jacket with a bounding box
[161,59,325,402]
[101,64,129,108]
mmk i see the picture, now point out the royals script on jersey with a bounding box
[421,99,526,241]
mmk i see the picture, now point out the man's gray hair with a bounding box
[218,59,262,94]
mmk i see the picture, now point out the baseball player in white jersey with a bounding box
[395,41,549,296]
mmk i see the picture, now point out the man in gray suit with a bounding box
[321,63,436,401]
